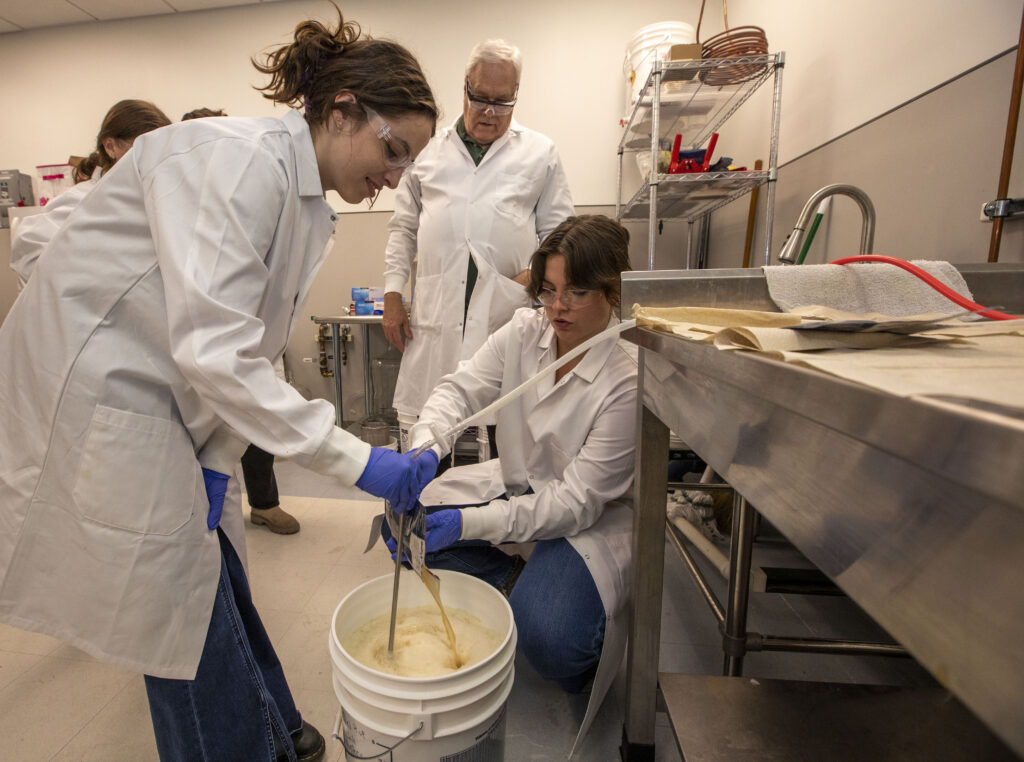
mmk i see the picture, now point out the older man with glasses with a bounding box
[383,39,573,472]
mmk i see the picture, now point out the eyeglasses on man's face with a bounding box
[464,79,518,116]
[363,105,414,170]
[537,287,599,309]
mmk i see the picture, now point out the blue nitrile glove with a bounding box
[355,447,421,514]
[384,508,463,557]
[414,450,439,494]
[424,509,463,553]
[202,468,230,530]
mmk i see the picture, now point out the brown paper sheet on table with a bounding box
[633,304,957,352]
[632,304,1024,416]
[921,319,1024,339]
[785,304,946,323]
[712,326,952,354]
[632,304,801,342]
[780,333,1024,416]
[633,304,801,328]
[789,305,1024,337]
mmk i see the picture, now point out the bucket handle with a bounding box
[333,708,424,760]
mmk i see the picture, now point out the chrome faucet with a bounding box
[777,184,876,264]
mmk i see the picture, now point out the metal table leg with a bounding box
[723,494,756,676]
[622,369,670,761]
[361,324,373,419]
[331,323,344,427]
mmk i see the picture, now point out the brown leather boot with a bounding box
[250,505,300,534]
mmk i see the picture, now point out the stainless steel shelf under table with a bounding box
[658,674,1016,762]
[620,325,1024,760]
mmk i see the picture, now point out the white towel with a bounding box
[763,261,974,317]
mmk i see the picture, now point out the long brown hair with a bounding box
[74,99,171,182]
[253,5,438,132]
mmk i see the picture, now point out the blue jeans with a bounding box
[509,538,605,693]
[144,529,302,762]
[384,504,605,693]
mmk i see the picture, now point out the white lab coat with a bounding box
[10,178,96,283]
[0,110,372,679]
[410,307,637,750]
[384,118,574,417]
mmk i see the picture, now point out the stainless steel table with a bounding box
[619,266,1024,760]
[311,314,381,427]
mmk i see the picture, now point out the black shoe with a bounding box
[277,720,325,762]
[502,554,527,598]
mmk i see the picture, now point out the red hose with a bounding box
[829,255,1020,321]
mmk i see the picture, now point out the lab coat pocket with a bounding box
[411,272,446,329]
[494,172,532,220]
[74,405,197,535]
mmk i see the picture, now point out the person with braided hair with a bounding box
[0,8,437,761]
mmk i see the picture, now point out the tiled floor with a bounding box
[0,460,935,761]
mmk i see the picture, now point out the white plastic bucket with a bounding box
[397,411,416,453]
[330,570,517,761]
[623,21,696,107]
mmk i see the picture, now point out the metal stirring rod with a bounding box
[387,511,406,656]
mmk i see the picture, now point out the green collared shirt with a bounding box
[456,116,490,166]
[455,115,490,322]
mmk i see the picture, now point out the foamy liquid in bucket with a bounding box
[343,604,502,677]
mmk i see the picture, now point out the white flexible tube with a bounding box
[412,319,638,457]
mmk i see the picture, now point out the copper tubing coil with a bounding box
[699,26,769,86]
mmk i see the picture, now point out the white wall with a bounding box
[726,0,1022,166]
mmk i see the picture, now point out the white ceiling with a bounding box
[0,0,283,34]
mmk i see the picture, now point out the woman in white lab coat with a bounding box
[9,98,171,284]
[0,11,438,762]
[399,214,637,746]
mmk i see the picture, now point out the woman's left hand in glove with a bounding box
[385,508,463,557]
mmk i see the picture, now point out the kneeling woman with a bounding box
[401,214,636,730]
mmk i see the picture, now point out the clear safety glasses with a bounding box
[464,79,518,116]
[363,106,414,170]
[537,287,598,309]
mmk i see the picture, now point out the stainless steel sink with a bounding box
[621,262,1024,313]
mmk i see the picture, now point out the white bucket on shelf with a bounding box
[330,570,517,761]
[623,21,696,109]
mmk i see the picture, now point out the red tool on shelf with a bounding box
[667,132,720,174]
